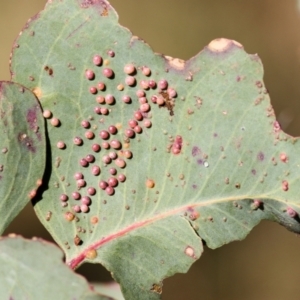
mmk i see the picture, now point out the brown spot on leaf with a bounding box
[159,91,174,116]
[101,7,108,16]
[189,210,200,221]
[90,216,99,224]
[151,283,163,294]
[44,66,53,76]
[45,211,52,221]
[74,235,82,246]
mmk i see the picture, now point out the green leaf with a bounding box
[0,81,45,234]
[0,235,112,299]
[10,0,300,299]
[92,282,124,300]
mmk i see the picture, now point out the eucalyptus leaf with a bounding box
[92,282,124,300]
[0,81,45,234]
[10,1,300,299]
[0,235,112,299]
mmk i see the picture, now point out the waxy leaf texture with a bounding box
[10,0,300,298]
[0,82,45,234]
[0,235,110,299]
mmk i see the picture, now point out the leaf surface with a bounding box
[0,81,45,234]
[10,1,300,298]
[92,282,124,300]
[0,235,111,299]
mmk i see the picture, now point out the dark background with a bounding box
[1,1,300,299]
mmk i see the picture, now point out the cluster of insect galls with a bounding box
[58,119,132,214]
[169,135,183,155]
[43,50,179,216]
[85,52,178,118]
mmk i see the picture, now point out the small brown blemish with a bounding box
[74,235,82,246]
[67,63,76,70]
[46,211,52,221]
[44,66,53,76]
[90,216,99,224]
[151,283,163,294]
[235,183,241,189]
[55,156,62,168]
[159,91,175,116]
[256,80,263,88]
[101,8,109,16]
[189,211,200,221]
[186,72,193,81]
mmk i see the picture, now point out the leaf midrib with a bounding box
[66,193,290,269]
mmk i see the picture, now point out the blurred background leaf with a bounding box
[1,1,300,299]
[0,81,45,234]
[0,235,109,299]
[92,282,124,300]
